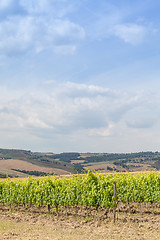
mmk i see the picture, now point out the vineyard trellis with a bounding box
[0,171,160,219]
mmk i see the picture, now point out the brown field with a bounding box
[71,160,86,164]
[0,159,70,176]
[0,205,160,240]
[84,163,122,172]
[84,163,155,173]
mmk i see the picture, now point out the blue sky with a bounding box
[0,0,160,153]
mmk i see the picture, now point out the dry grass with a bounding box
[0,159,70,175]
[0,206,160,240]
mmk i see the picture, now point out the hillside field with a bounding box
[0,148,160,178]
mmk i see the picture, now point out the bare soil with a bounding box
[0,204,159,240]
[0,159,70,175]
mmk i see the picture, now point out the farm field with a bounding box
[0,159,70,177]
[0,171,160,239]
[0,206,160,240]
[0,171,159,213]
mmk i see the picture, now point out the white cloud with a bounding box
[125,105,159,129]
[0,16,85,56]
[0,0,154,57]
[93,17,152,45]
[114,23,147,45]
[0,82,160,152]
[0,0,85,56]
[89,124,114,137]
[0,82,157,136]
[0,16,35,55]
[0,0,73,17]
[85,3,155,45]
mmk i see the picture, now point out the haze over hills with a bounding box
[0,148,159,178]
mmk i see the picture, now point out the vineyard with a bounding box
[0,171,160,219]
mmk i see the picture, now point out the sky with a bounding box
[0,0,160,153]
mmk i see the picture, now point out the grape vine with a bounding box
[0,171,159,215]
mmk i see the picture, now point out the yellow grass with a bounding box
[0,209,160,240]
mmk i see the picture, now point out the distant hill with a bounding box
[0,149,85,178]
[0,148,159,178]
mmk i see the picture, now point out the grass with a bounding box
[0,208,160,240]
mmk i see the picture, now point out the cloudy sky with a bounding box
[0,0,160,153]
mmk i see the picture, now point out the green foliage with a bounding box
[11,169,55,177]
[0,173,13,178]
[82,151,158,163]
[47,152,80,162]
[153,159,160,170]
[0,172,160,209]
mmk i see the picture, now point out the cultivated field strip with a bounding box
[0,171,160,216]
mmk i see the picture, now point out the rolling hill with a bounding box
[0,148,159,178]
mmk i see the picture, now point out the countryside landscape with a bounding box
[0,148,160,240]
[0,148,160,178]
[1,0,160,239]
